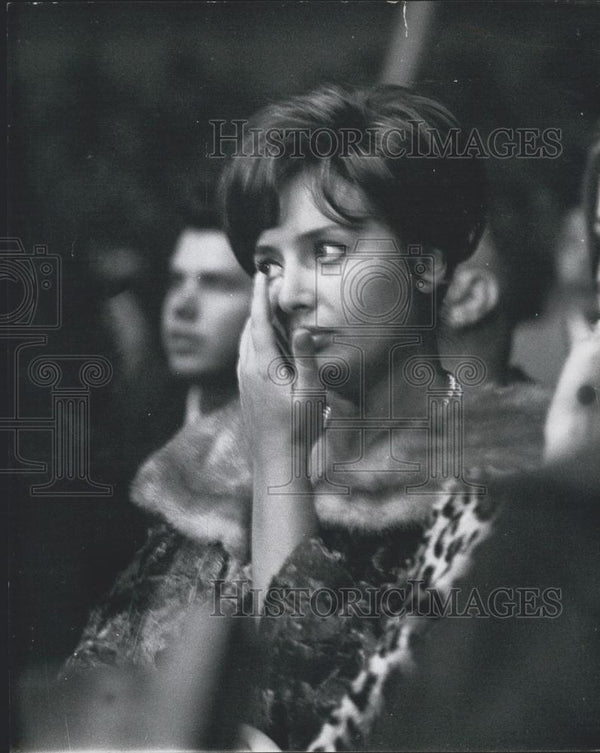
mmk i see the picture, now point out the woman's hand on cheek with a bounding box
[237,274,297,467]
[238,273,354,480]
[240,275,319,600]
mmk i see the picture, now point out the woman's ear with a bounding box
[417,248,447,293]
[442,264,500,330]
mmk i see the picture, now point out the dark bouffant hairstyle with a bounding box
[219,84,488,277]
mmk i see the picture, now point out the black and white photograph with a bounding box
[6,1,600,750]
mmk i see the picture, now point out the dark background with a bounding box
[6,1,600,747]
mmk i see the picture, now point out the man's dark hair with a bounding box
[172,181,222,240]
[219,84,487,277]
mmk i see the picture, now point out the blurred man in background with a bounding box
[59,209,253,675]
[440,226,531,386]
[439,175,557,388]
[161,215,253,424]
[14,212,255,750]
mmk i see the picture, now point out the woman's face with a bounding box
[254,174,434,397]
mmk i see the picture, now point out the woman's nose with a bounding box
[276,262,315,315]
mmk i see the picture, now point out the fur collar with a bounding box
[130,383,550,553]
[130,396,252,560]
[313,381,550,532]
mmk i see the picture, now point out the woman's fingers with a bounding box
[237,318,252,382]
[250,273,277,352]
[291,328,318,392]
[239,275,277,387]
[240,317,252,357]
[566,306,595,346]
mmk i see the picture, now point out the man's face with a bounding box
[161,229,251,380]
[254,175,431,397]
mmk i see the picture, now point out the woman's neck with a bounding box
[364,340,448,420]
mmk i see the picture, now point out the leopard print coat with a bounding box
[62,381,548,752]
[304,485,496,752]
[249,381,550,750]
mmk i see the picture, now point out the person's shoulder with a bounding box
[129,396,252,560]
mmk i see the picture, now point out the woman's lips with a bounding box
[309,331,335,351]
[294,328,336,352]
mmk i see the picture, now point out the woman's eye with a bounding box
[316,242,347,261]
[254,259,282,280]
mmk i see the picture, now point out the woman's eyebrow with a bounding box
[298,224,355,242]
[254,224,356,256]
[253,243,279,256]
